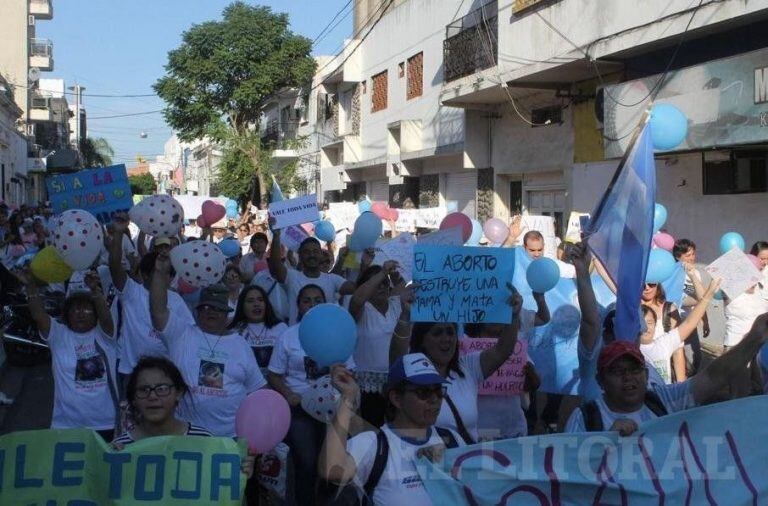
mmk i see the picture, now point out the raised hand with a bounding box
[330,365,359,403]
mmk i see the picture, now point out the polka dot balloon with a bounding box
[169,240,227,288]
[52,209,103,271]
[129,195,184,238]
[300,375,341,424]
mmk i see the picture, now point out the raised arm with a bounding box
[570,243,601,352]
[319,365,360,485]
[149,254,171,331]
[349,261,397,321]
[268,229,287,283]
[16,270,51,337]
[84,272,114,338]
[331,246,349,276]
[676,278,720,342]
[480,284,522,379]
[107,213,129,291]
[502,215,522,248]
[137,230,148,258]
[532,292,550,326]
[389,280,414,365]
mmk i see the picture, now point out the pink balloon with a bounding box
[387,208,399,221]
[371,202,389,220]
[236,390,291,453]
[253,260,269,273]
[196,214,207,228]
[201,200,226,225]
[177,277,198,295]
[652,232,675,252]
[440,212,472,242]
[483,218,509,244]
[747,254,764,271]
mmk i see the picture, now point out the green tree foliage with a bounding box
[153,2,315,205]
[79,137,114,168]
[129,173,157,196]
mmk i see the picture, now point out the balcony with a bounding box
[320,164,349,192]
[29,39,53,71]
[29,0,53,19]
[261,120,298,149]
[29,93,53,121]
[443,1,497,82]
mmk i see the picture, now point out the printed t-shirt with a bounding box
[283,269,346,324]
[240,321,289,374]
[640,329,681,384]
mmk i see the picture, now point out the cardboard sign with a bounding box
[268,194,319,230]
[372,232,416,280]
[46,164,133,223]
[412,245,515,324]
[459,338,528,395]
[417,227,464,247]
[705,247,762,299]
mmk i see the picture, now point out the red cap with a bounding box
[598,341,645,372]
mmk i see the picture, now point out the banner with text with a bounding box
[268,194,319,229]
[46,165,133,222]
[0,428,246,505]
[419,396,768,505]
[459,338,528,395]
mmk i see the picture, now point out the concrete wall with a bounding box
[0,0,30,119]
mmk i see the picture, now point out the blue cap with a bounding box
[387,353,447,387]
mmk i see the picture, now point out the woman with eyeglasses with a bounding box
[641,280,686,382]
[229,285,288,375]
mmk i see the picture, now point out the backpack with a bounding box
[580,391,668,432]
[661,301,680,333]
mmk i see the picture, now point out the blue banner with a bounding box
[420,396,768,505]
[46,164,133,222]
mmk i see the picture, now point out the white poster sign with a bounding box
[705,248,762,300]
[268,194,320,230]
[372,232,416,281]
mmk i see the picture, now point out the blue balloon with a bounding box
[466,219,482,246]
[526,257,561,293]
[646,249,676,283]
[315,220,336,242]
[712,290,724,301]
[650,103,688,151]
[299,303,357,367]
[352,211,382,250]
[446,201,459,213]
[653,203,667,233]
[348,233,364,252]
[218,238,241,258]
[719,232,745,254]
[357,200,372,213]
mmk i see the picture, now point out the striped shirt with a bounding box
[111,423,212,445]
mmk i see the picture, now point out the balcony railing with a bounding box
[443,1,498,82]
[30,38,52,57]
[30,92,50,109]
[262,120,298,149]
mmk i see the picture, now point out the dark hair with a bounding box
[356,265,383,286]
[125,356,189,420]
[62,292,97,330]
[139,251,176,281]
[672,238,696,260]
[383,381,407,422]
[409,322,464,379]
[750,241,768,256]
[298,237,321,253]
[645,281,667,306]
[296,283,326,320]
[229,285,281,329]
[250,233,269,249]
[224,263,243,281]
[523,230,543,246]
[641,305,657,322]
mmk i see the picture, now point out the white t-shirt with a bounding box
[346,424,464,506]
[435,352,484,442]
[725,289,768,346]
[239,321,288,373]
[240,236,252,256]
[283,269,347,324]
[159,316,267,437]
[267,324,355,396]
[565,381,695,432]
[99,234,137,270]
[354,298,401,373]
[640,329,681,384]
[240,252,261,278]
[47,319,117,430]
[251,271,290,323]
[117,277,194,374]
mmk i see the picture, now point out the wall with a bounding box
[0,1,29,119]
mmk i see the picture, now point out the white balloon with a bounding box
[300,375,341,424]
[170,240,227,288]
[129,195,184,238]
[52,209,103,271]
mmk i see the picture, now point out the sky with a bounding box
[36,0,352,167]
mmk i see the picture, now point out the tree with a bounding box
[154,2,316,206]
[129,173,157,196]
[79,137,114,168]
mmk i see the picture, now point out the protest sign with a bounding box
[326,202,359,231]
[46,164,133,223]
[417,227,464,247]
[565,211,589,243]
[0,428,246,505]
[459,338,528,395]
[419,396,768,505]
[280,225,310,252]
[268,194,319,230]
[705,247,762,299]
[520,214,557,258]
[372,232,415,280]
[412,245,514,324]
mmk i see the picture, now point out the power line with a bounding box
[88,110,164,120]
[313,0,354,45]
[4,80,157,98]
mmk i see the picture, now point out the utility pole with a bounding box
[67,84,85,149]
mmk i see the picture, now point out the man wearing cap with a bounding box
[320,353,464,505]
[566,313,768,435]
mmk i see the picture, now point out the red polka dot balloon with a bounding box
[129,195,184,238]
[52,209,103,271]
[169,240,227,288]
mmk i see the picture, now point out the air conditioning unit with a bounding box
[28,15,35,26]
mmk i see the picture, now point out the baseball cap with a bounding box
[597,341,645,373]
[154,237,172,247]
[387,353,447,387]
[195,284,232,312]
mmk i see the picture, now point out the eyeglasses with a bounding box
[403,385,447,401]
[198,304,227,313]
[605,365,646,378]
[135,383,174,399]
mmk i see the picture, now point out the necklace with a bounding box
[203,332,224,358]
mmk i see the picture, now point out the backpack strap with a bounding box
[581,400,604,432]
[93,338,120,438]
[444,394,476,445]
[435,427,460,448]
[362,430,389,501]
[644,391,668,417]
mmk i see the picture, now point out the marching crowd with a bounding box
[0,199,767,505]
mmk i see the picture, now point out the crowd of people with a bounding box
[0,198,767,505]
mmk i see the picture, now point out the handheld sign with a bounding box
[459,338,527,395]
[412,245,514,324]
[46,164,133,223]
[417,226,463,246]
[373,232,415,280]
[705,247,762,299]
[268,194,320,230]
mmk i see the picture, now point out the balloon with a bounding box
[170,240,227,288]
[713,290,724,301]
[300,222,315,236]
[129,195,184,238]
[371,202,389,220]
[466,219,482,246]
[196,214,207,228]
[300,375,342,423]
[52,209,103,271]
[30,246,73,283]
[357,199,372,213]
[218,238,241,258]
[653,204,667,233]
[225,199,239,219]
[747,254,764,272]
[719,232,745,254]
[236,390,291,453]
[201,200,226,225]
[646,249,676,283]
[299,303,357,367]
[483,218,509,244]
[253,260,269,274]
[387,208,399,222]
[177,277,198,295]
[440,212,472,243]
[650,103,688,151]
[352,212,382,250]
[446,201,459,213]
[652,232,675,252]
[348,233,364,252]
[315,220,336,242]
[526,257,560,293]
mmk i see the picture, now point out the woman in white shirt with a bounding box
[641,281,685,382]
[229,285,288,375]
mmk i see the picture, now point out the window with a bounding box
[371,70,388,113]
[703,150,768,194]
[407,52,423,100]
[398,62,405,78]
[361,80,367,94]
[531,106,562,127]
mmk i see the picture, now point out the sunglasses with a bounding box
[403,385,447,401]
[645,283,658,289]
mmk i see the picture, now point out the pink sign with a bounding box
[459,337,527,396]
